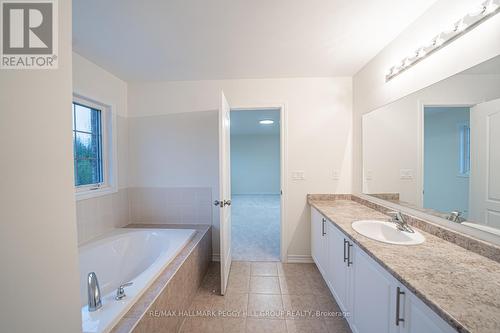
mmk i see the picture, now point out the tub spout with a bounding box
[87,272,102,312]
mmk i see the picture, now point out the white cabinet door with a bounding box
[400,286,456,333]
[311,208,322,267]
[327,222,351,313]
[351,247,398,333]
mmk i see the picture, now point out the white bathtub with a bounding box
[79,228,196,333]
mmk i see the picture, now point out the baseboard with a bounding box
[212,253,220,262]
[286,254,314,263]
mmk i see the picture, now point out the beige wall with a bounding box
[73,52,130,244]
[128,77,353,260]
[353,0,500,193]
[0,1,82,332]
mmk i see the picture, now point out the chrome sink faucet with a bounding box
[388,211,415,233]
[87,272,102,312]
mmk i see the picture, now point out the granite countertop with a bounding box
[309,199,500,333]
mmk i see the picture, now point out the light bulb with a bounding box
[416,48,427,59]
[484,0,500,14]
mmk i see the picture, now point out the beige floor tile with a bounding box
[279,275,314,295]
[277,263,306,277]
[249,276,281,294]
[315,294,342,313]
[324,317,352,333]
[230,261,251,276]
[247,294,284,319]
[198,273,221,296]
[189,293,225,311]
[251,262,278,276]
[224,292,249,313]
[227,272,250,293]
[179,316,224,333]
[282,294,320,320]
[245,318,287,333]
[286,319,329,333]
[222,318,246,333]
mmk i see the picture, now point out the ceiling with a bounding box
[73,0,438,81]
[230,109,280,136]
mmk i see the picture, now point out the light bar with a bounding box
[386,0,500,82]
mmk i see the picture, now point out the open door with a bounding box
[218,91,232,295]
[470,98,500,228]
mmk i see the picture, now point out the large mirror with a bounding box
[362,55,500,238]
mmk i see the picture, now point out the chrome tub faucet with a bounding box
[87,272,102,312]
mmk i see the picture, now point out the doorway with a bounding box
[423,106,471,218]
[230,108,282,261]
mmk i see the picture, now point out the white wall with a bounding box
[424,107,470,216]
[128,77,352,259]
[72,52,130,244]
[353,0,500,193]
[127,111,218,226]
[362,74,500,206]
[0,1,82,332]
[231,134,280,195]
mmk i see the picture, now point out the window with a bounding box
[458,124,470,176]
[73,102,104,187]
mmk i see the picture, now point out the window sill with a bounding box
[75,186,117,201]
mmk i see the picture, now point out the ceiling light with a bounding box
[259,119,274,125]
[386,0,500,82]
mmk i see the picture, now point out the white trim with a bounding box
[73,94,118,201]
[230,103,288,263]
[286,254,314,263]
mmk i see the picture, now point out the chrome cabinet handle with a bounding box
[395,287,405,326]
[343,239,348,262]
[322,218,326,236]
[223,199,231,206]
[214,200,221,207]
[347,241,353,267]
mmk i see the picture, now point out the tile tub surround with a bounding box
[110,224,212,333]
[308,198,500,333]
[178,261,351,333]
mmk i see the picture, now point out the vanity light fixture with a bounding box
[386,0,500,81]
[259,119,274,125]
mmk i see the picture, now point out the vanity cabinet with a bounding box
[310,207,455,333]
[311,207,328,275]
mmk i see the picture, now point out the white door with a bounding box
[470,98,500,229]
[219,91,232,295]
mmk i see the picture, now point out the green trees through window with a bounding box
[72,102,103,186]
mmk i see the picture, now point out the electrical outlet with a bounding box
[332,169,340,180]
[400,169,414,180]
[291,171,305,181]
[365,170,373,181]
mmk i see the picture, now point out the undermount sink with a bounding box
[352,220,425,245]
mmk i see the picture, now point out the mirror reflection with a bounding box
[362,55,500,237]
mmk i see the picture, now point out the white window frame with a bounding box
[73,94,117,200]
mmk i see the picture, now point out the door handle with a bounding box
[223,200,231,206]
[347,241,353,267]
[214,200,222,207]
[322,218,326,236]
[395,287,405,326]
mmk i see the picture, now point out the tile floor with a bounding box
[231,195,281,261]
[178,261,352,333]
